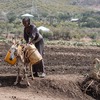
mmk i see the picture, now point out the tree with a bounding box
[7,12,16,23]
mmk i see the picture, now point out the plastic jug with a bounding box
[4,50,17,65]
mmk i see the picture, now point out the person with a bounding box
[22,17,45,78]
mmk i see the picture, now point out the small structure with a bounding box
[37,26,50,32]
[71,18,79,22]
[21,13,34,18]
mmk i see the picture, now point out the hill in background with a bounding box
[1,0,99,17]
[1,0,100,44]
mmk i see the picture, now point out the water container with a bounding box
[4,50,17,65]
[26,44,42,65]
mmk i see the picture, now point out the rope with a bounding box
[24,48,36,62]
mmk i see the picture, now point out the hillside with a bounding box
[0,0,94,17]
[77,0,100,6]
[1,0,100,41]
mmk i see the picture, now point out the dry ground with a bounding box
[0,42,100,100]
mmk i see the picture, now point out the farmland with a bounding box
[0,42,100,100]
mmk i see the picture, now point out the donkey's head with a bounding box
[93,58,100,70]
[93,58,100,64]
[10,41,25,63]
[9,43,18,60]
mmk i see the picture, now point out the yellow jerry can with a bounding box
[26,44,42,65]
[4,50,17,65]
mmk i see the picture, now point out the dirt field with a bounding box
[0,42,100,100]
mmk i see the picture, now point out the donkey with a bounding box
[10,43,34,86]
[88,58,100,80]
[93,58,100,69]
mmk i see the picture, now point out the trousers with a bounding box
[32,39,45,73]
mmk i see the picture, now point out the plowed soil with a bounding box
[0,42,100,100]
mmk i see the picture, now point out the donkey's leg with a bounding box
[23,64,30,86]
[14,66,20,85]
[14,59,21,85]
[30,64,34,80]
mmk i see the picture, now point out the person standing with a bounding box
[22,17,45,78]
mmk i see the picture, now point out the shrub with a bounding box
[7,12,16,23]
[39,30,53,39]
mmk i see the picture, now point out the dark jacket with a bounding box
[24,24,42,43]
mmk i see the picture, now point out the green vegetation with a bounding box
[0,0,100,44]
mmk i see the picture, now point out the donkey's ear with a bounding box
[11,40,16,45]
[20,38,24,44]
[93,58,100,65]
[21,45,25,49]
[16,41,20,45]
